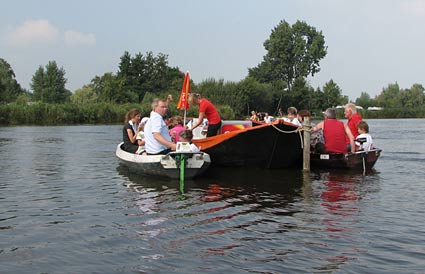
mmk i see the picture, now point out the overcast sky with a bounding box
[2,0,425,100]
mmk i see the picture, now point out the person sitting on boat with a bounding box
[297,109,324,148]
[122,108,142,153]
[283,107,302,126]
[169,115,185,143]
[355,120,373,151]
[311,108,355,154]
[188,93,222,137]
[250,110,259,121]
[135,117,149,154]
[179,129,200,152]
[297,109,311,123]
[344,103,362,150]
[144,98,176,155]
[264,112,273,124]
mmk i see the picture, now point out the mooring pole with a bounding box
[302,117,311,171]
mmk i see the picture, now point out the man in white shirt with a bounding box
[144,99,176,154]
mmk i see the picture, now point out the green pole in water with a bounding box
[179,154,185,195]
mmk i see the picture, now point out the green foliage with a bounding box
[0,102,152,125]
[0,58,25,103]
[249,20,327,91]
[30,61,71,103]
[322,79,346,107]
[355,92,375,109]
[117,51,184,103]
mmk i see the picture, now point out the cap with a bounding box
[140,117,149,125]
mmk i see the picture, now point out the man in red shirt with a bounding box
[344,103,362,139]
[312,108,355,153]
[188,93,222,137]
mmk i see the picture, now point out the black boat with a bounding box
[310,148,382,171]
[192,120,303,168]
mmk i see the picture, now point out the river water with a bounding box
[1,119,424,273]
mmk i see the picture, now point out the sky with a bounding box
[1,0,425,101]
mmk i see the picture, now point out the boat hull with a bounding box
[310,148,382,171]
[192,120,303,168]
[115,143,211,179]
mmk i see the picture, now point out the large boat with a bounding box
[115,143,211,179]
[310,148,382,172]
[192,120,303,168]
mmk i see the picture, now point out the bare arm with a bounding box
[311,121,324,132]
[153,132,176,150]
[127,128,137,143]
[345,125,356,153]
[191,112,206,130]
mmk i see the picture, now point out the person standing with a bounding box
[312,108,355,154]
[144,99,176,154]
[122,109,141,153]
[188,93,221,137]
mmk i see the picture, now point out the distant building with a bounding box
[367,107,383,111]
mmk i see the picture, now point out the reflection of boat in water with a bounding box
[192,120,302,168]
[310,148,382,171]
[115,142,211,179]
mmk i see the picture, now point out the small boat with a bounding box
[115,142,211,179]
[192,120,303,168]
[310,148,382,171]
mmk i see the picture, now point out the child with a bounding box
[355,121,373,151]
[179,129,200,152]
[169,116,185,143]
[135,117,149,154]
[283,107,302,126]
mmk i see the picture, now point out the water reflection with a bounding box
[307,169,380,273]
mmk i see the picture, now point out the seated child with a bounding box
[169,115,185,143]
[283,107,302,126]
[179,129,200,152]
[355,121,373,151]
[135,117,149,154]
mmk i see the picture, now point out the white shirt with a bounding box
[355,133,373,151]
[144,111,171,154]
[283,117,302,126]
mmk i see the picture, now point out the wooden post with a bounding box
[302,116,311,171]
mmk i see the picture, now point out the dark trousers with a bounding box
[207,121,222,137]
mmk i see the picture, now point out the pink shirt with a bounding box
[169,124,185,143]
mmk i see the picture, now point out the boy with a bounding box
[355,121,373,151]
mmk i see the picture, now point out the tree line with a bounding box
[1,20,425,125]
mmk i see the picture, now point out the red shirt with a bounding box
[199,99,221,124]
[324,119,347,153]
[346,113,362,143]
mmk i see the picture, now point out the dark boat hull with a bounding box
[310,148,382,171]
[193,120,303,168]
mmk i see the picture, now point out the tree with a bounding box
[117,51,184,102]
[71,85,98,104]
[30,61,71,103]
[375,83,401,108]
[400,84,424,108]
[322,79,346,107]
[355,92,375,109]
[0,58,25,103]
[248,20,327,92]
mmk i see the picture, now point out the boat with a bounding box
[191,119,303,168]
[115,142,211,179]
[310,148,382,171]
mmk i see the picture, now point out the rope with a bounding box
[270,123,304,149]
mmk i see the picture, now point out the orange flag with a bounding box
[177,71,190,110]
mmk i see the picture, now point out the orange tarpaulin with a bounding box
[177,71,190,110]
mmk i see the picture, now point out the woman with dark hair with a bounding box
[188,93,221,137]
[122,109,141,153]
